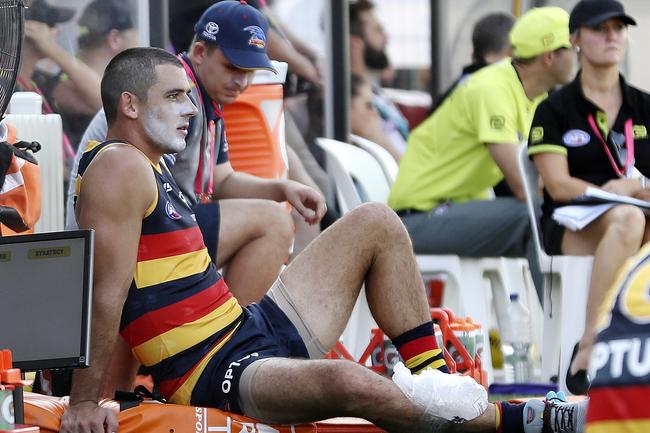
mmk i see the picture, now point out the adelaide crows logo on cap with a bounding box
[243,25,266,49]
[165,201,182,220]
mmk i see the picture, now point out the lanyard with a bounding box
[16,75,76,162]
[178,55,216,202]
[587,114,634,178]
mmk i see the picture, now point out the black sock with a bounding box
[499,401,526,433]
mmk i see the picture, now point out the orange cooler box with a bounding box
[223,61,288,180]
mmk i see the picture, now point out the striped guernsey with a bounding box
[74,140,243,404]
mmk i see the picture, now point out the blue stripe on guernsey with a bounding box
[121,279,234,347]
[146,316,242,392]
[75,140,242,402]
[119,266,221,329]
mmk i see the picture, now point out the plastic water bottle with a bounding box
[501,293,531,383]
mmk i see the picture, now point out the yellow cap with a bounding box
[510,7,571,58]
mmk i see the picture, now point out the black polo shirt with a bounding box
[528,72,650,221]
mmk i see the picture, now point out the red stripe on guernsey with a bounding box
[158,327,234,398]
[121,278,231,347]
[138,226,205,262]
[587,386,650,422]
[399,336,439,361]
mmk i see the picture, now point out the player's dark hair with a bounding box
[101,47,182,124]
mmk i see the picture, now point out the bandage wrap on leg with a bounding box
[392,362,488,422]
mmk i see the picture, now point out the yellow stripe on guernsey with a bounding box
[134,248,212,288]
[527,144,567,156]
[597,241,650,331]
[168,323,241,405]
[84,140,103,154]
[77,140,125,196]
[587,419,650,433]
[143,186,158,218]
[132,297,242,366]
[405,349,446,372]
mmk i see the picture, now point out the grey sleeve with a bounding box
[64,110,108,230]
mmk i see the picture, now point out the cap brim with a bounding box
[582,12,636,29]
[49,6,75,24]
[221,46,278,74]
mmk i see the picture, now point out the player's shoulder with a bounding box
[85,143,156,193]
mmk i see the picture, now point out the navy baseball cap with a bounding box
[194,0,277,73]
[569,0,636,33]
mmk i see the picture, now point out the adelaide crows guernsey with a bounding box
[586,242,650,433]
[74,140,243,404]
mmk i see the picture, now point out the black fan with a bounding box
[0,0,24,119]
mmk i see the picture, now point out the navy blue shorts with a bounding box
[195,202,220,262]
[189,295,309,413]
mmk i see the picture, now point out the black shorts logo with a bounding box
[221,352,260,394]
[490,116,505,130]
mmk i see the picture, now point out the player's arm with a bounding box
[60,146,156,433]
[53,79,101,116]
[286,146,322,194]
[486,142,526,200]
[266,28,321,85]
[25,21,102,111]
[100,336,141,398]
[213,161,326,224]
[533,152,641,200]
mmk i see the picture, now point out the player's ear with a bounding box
[190,41,208,66]
[119,91,139,120]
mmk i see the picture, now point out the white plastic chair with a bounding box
[349,134,398,183]
[316,137,532,379]
[347,135,530,341]
[518,145,593,392]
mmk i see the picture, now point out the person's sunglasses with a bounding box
[608,130,627,167]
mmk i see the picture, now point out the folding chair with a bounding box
[345,137,537,353]
[518,145,593,392]
[349,134,398,183]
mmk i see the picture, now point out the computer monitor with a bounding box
[0,230,93,371]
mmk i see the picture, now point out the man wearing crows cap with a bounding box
[67,0,326,306]
[164,0,324,304]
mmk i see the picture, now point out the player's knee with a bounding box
[260,202,294,243]
[349,202,409,241]
[607,205,645,243]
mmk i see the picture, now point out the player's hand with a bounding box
[635,188,650,202]
[24,21,60,57]
[601,178,641,197]
[300,61,322,87]
[284,181,327,225]
[60,401,118,433]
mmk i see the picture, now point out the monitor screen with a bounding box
[0,230,93,371]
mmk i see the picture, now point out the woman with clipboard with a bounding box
[527,0,650,396]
